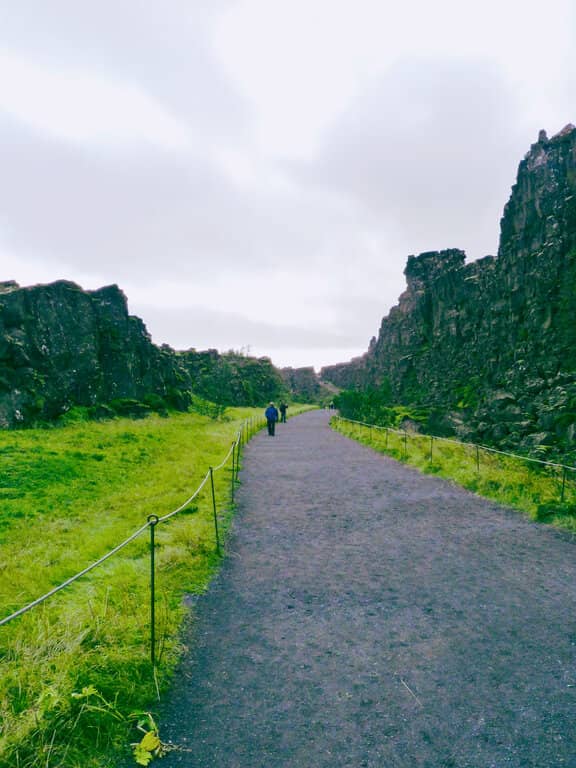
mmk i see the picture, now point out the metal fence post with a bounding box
[430,435,434,463]
[209,467,221,555]
[476,444,480,473]
[403,430,408,459]
[235,433,241,482]
[561,466,567,502]
[231,441,236,503]
[147,514,159,667]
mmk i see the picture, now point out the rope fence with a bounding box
[334,415,576,504]
[0,414,266,666]
[0,522,150,628]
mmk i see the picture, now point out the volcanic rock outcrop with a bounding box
[0,280,190,427]
[0,280,325,427]
[177,348,287,407]
[322,125,576,454]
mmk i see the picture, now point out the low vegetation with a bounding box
[332,417,576,532]
[0,405,283,767]
[333,383,450,436]
[176,349,288,407]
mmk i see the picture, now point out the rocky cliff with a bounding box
[177,349,288,407]
[279,366,334,403]
[322,125,576,455]
[0,280,324,427]
[0,280,191,427]
[176,352,332,407]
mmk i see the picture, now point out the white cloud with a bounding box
[213,0,575,158]
[292,57,520,261]
[0,50,191,151]
[0,0,575,368]
[213,0,389,157]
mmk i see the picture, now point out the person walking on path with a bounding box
[279,402,288,423]
[265,401,278,435]
[159,409,576,768]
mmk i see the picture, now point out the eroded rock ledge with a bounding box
[321,125,576,454]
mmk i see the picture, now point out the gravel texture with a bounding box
[159,409,576,767]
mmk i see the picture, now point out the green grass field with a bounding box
[7,404,567,767]
[0,407,267,768]
[332,417,576,532]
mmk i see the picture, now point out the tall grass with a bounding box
[0,407,264,767]
[332,418,576,532]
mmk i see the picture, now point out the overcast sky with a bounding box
[1,1,575,369]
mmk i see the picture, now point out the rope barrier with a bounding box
[157,470,211,524]
[0,522,150,628]
[1,417,260,630]
[336,416,576,473]
[211,438,237,472]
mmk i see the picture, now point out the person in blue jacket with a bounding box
[265,402,279,436]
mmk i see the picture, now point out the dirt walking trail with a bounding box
[160,410,576,767]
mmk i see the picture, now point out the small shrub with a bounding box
[109,399,152,418]
[535,502,576,521]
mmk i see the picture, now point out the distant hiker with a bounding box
[265,402,279,436]
[279,402,288,423]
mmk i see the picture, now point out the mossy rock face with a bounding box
[0,281,194,427]
[321,127,576,459]
[177,349,308,407]
[0,279,323,428]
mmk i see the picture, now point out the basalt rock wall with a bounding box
[280,366,335,403]
[177,348,288,407]
[321,125,576,453]
[176,351,330,406]
[0,280,325,427]
[0,280,190,427]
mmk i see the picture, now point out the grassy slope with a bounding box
[333,418,576,532]
[0,408,263,768]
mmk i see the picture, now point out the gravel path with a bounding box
[160,410,576,767]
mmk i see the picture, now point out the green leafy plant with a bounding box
[71,687,174,765]
[131,712,174,765]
